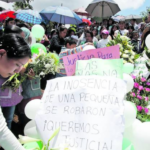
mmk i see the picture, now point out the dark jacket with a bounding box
[131,39,142,54]
[49,35,65,54]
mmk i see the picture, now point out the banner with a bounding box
[63,45,120,76]
[75,59,123,79]
[35,76,126,150]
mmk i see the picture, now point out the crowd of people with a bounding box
[0,11,149,150]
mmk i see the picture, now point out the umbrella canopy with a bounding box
[112,15,125,22]
[40,6,82,25]
[0,0,24,2]
[82,18,91,26]
[73,7,90,17]
[86,0,121,18]
[0,10,15,22]
[16,10,42,24]
[125,15,142,23]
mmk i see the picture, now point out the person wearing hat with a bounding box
[97,29,110,48]
[115,19,129,36]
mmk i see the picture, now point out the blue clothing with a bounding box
[2,106,15,129]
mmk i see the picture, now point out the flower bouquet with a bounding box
[1,53,60,92]
[107,34,140,63]
[19,128,69,150]
[126,75,150,122]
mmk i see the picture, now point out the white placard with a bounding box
[35,76,126,150]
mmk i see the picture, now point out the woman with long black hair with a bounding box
[0,33,31,150]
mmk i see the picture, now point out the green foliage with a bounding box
[140,7,150,21]
[126,76,150,122]
[1,53,60,92]
[13,0,33,11]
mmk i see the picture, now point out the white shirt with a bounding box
[115,29,129,36]
[97,39,109,48]
[134,23,139,30]
[0,107,25,150]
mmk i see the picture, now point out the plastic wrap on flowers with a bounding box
[107,34,140,64]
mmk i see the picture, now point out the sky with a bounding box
[1,0,149,16]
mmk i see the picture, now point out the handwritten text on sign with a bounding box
[36,76,126,150]
[63,45,120,76]
[76,59,123,79]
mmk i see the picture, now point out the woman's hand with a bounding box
[28,69,35,80]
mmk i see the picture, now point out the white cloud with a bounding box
[30,0,145,12]
[0,0,145,13]
[0,1,13,10]
[114,0,145,10]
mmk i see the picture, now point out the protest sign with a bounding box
[63,45,120,76]
[35,76,126,150]
[132,57,150,78]
[75,59,123,79]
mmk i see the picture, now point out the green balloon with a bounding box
[31,43,47,55]
[23,141,43,149]
[49,53,59,65]
[122,138,135,150]
[31,25,45,39]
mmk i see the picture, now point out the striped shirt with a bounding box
[59,44,88,76]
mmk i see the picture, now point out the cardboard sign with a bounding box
[35,76,126,150]
[75,59,123,79]
[63,45,120,76]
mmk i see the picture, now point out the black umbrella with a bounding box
[86,0,121,18]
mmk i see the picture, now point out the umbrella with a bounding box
[112,15,125,22]
[0,10,15,22]
[0,0,24,2]
[15,10,42,24]
[40,6,82,25]
[73,7,90,17]
[86,0,121,18]
[125,15,142,23]
[82,18,91,26]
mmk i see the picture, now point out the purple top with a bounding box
[0,77,23,107]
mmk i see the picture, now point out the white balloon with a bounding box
[24,120,40,139]
[123,73,134,93]
[83,45,96,51]
[133,122,150,150]
[124,101,137,128]
[124,119,142,142]
[145,34,150,49]
[25,99,41,120]
[31,33,36,45]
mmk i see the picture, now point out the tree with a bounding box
[140,7,150,21]
[13,0,33,11]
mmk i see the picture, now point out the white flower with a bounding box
[18,135,41,144]
[45,64,51,68]
[39,72,45,76]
